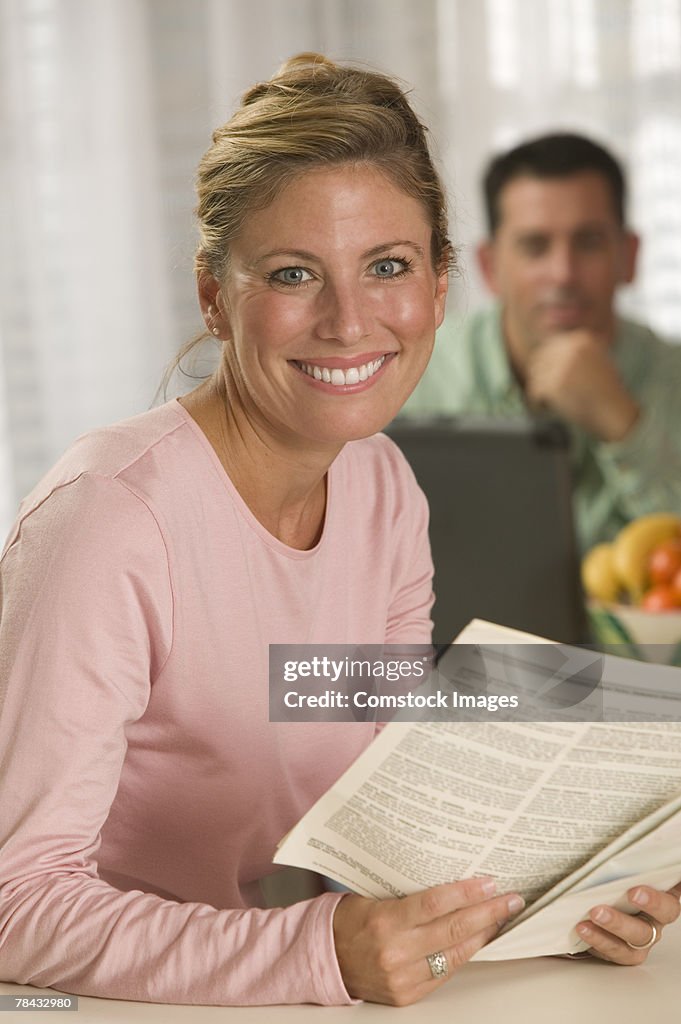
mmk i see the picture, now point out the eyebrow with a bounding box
[252,240,425,266]
[513,232,549,246]
[513,221,612,240]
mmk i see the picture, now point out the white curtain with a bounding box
[1,0,680,538]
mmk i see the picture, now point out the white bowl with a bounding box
[587,601,681,665]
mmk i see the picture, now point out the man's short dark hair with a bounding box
[483,132,626,234]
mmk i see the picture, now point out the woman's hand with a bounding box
[576,883,681,964]
[332,876,524,1005]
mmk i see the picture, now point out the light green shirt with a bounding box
[403,305,681,552]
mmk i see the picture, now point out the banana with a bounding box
[612,513,681,600]
[581,543,621,603]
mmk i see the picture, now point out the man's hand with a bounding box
[525,330,640,441]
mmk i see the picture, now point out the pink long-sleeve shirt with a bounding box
[0,399,434,1006]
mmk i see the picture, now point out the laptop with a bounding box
[386,416,586,647]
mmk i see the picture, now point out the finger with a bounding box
[394,891,525,997]
[416,891,525,961]
[412,919,503,998]
[576,905,658,964]
[628,885,681,927]
[397,915,507,1002]
[403,876,498,927]
[575,921,641,965]
[524,375,546,406]
[436,916,507,973]
[575,917,654,965]
[525,367,555,404]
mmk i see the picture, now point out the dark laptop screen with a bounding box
[386,416,586,646]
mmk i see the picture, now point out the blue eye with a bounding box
[371,257,412,278]
[271,267,313,285]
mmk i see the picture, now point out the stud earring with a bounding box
[205,304,220,336]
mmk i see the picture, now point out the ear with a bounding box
[620,230,640,285]
[434,266,449,328]
[476,239,501,295]
[197,272,230,339]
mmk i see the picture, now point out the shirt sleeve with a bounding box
[381,441,435,645]
[591,357,681,522]
[0,472,354,1006]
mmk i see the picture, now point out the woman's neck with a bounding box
[178,373,339,550]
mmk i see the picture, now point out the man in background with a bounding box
[404,133,681,551]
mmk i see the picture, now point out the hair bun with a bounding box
[242,52,337,105]
[197,52,452,286]
[274,52,335,77]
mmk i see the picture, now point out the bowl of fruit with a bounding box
[581,513,681,664]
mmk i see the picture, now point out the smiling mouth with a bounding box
[540,297,588,317]
[291,355,388,387]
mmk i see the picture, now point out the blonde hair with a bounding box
[161,52,453,394]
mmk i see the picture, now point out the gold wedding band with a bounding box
[625,917,658,951]
[426,951,449,979]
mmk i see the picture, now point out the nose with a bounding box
[315,277,372,346]
[546,241,578,286]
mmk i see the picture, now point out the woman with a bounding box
[0,54,678,1009]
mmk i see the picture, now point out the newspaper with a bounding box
[274,621,681,959]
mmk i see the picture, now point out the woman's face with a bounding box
[207,163,448,452]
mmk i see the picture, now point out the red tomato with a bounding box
[641,584,681,612]
[647,538,681,585]
[673,567,681,600]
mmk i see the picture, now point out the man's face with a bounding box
[478,171,638,364]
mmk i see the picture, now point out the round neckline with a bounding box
[171,397,334,560]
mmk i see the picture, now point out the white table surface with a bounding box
[2,924,680,1024]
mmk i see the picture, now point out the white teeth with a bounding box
[297,356,387,386]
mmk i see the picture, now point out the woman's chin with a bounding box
[307,407,405,446]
